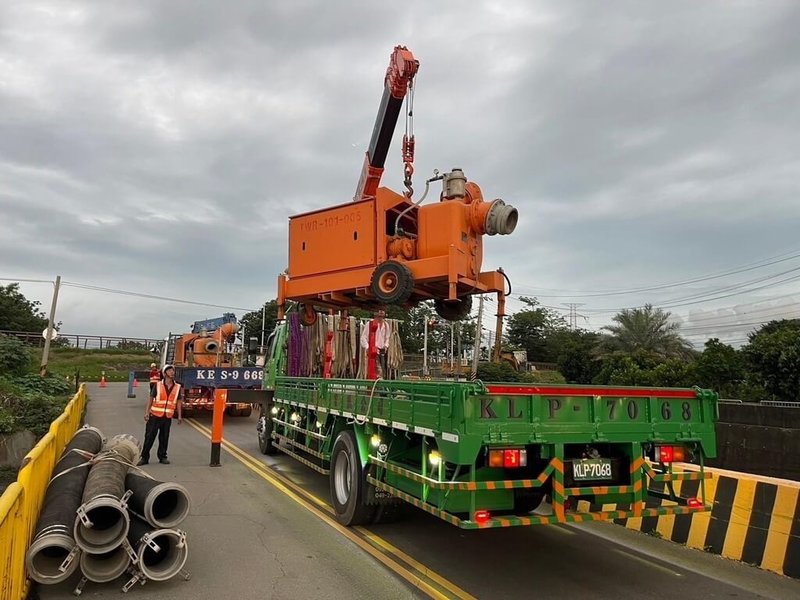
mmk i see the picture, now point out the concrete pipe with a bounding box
[125,473,191,528]
[128,516,188,582]
[79,542,132,583]
[74,434,139,554]
[26,426,105,585]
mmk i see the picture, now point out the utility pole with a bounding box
[471,295,484,380]
[456,323,462,381]
[423,317,429,376]
[260,304,266,348]
[40,275,61,377]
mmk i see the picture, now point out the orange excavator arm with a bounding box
[353,45,419,202]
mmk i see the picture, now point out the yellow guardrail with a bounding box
[0,384,87,600]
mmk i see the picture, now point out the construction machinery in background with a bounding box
[160,315,261,417]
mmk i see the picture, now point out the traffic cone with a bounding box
[133,377,139,388]
[99,371,107,388]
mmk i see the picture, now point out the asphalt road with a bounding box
[200,406,800,600]
[35,383,800,599]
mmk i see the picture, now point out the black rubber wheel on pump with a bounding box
[434,295,473,321]
[257,400,277,455]
[370,261,414,305]
[299,304,318,327]
[329,430,376,526]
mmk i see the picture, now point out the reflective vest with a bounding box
[150,382,181,418]
[149,369,161,384]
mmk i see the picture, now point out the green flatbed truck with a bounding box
[256,320,718,529]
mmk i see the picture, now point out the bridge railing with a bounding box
[0,384,87,600]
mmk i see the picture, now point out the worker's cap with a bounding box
[162,364,175,375]
[374,309,386,317]
[150,362,156,368]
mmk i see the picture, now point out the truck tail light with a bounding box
[687,497,703,508]
[474,510,491,524]
[488,448,527,468]
[655,445,685,463]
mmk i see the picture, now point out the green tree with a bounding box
[742,319,800,403]
[694,338,744,398]
[0,283,48,333]
[506,297,568,362]
[597,304,694,360]
[550,329,601,384]
[0,334,32,376]
[239,301,280,348]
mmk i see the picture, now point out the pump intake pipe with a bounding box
[73,434,139,554]
[26,426,105,584]
[127,516,189,582]
[125,473,191,528]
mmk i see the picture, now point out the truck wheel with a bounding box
[257,403,277,455]
[434,295,473,321]
[370,261,413,305]
[239,405,252,417]
[329,430,375,526]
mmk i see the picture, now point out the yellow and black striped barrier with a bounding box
[580,464,800,578]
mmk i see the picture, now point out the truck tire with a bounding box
[329,430,375,526]
[257,403,277,455]
[434,295,473,321]
[239,405,252,417]
[370,261,413,305]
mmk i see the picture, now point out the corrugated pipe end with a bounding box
[79,542,132,583]
[144,483,192,528]
[74,496,131,554]
[26,529,80,584]
[133,529,188,582]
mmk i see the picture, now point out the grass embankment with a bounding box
[39,347,155,382]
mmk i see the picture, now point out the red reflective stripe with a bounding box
[484,385,697,398]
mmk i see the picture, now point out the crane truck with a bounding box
[161,314,260,417]
[247,45,718,529]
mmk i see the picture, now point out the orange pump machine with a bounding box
[277,45,518,324]
[172,322,239,368]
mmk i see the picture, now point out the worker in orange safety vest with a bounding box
[138,364,183,465]
[148,362,161,396]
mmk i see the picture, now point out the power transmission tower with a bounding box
[562,303,585,331]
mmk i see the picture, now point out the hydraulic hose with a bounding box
[127,516,188,582]
[125,473,191,528]
[74,434,139,554]
[26,426,105,584]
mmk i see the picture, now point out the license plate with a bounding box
[572,459,613,481]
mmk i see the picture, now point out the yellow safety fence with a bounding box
[0,384,87,600]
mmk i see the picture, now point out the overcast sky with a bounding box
[2,0,799,349]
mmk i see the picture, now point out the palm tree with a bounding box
[597,304,694,359]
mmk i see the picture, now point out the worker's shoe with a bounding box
[159,458,170,464]
[137,459,148,466]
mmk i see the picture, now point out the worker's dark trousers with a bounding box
[140,415,172,462]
